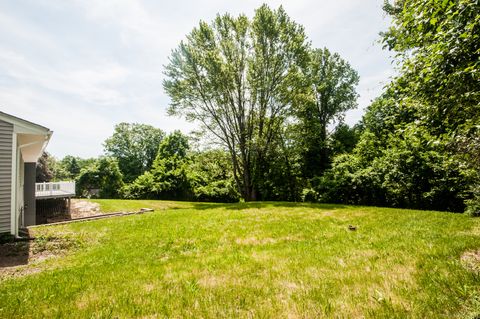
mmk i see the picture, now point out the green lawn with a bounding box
[1,200,480,318]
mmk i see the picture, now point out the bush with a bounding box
[301,188,319,203]
[315,127,471,212]
[76,157,124,198]
[465,199,480,217]
[123,131,192,200]
[188,150,240,203]
[193,181,239,203]
[465,185,480,217]
[125,156,191,200]
[122,172,157,199]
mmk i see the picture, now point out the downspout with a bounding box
[10,133,17,236]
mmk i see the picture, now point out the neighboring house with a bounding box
[0,111,52,236]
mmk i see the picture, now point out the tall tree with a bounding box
[382,0,480,161]
[383,0,479,129]
[297,48,359,178]
[164,5,309,201]
[104,123,165,183]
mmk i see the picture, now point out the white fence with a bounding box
[35,181,76,198]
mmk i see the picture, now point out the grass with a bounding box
[89,198,205,212]
[1,200,480,318]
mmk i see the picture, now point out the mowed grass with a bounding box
[1,200,480,318]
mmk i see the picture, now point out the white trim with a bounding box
[0,111,51,136]
[17,131,52,160]
[10,133,17,235]
[19,140,44,149]
[40,133,52,158]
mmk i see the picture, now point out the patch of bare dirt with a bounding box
[235,235,304,246]
[0,231,82,279]
[70,199,101,218]
[45,199,101,223]
[236,236,277,245]
[461,250,480,273]
[198,274,228,288]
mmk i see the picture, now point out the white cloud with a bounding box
[0,0,393,158]
[0,50,129,106]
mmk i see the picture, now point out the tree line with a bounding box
[39,2,479,215]
[38,117,358,203]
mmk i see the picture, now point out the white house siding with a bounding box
[0,119,13,233]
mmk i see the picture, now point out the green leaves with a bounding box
[317,124,470,211]
[187,150,239,202]
[76,157,124,199]
[123,133,239,202]
[383,0,480,129]
[295,48,360,178]
[103,123,165,183]
[321,0,480,212]
[163,5,309,200]
[125,131,190,200]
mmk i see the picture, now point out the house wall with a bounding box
[0,119,13,233]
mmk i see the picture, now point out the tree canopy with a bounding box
[104,123,165,183]
[76,157,124,199]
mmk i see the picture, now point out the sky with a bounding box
[0,0,395,159]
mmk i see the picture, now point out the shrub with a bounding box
[316,127,471,212]
[188,150,240,203]
[76,157,124,198]
[465,185,480,217]
[301,188,318,203]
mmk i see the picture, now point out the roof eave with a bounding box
[0,111,51,135]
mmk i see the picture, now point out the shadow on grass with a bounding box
[0,229,30,268]
[177,201,348,211]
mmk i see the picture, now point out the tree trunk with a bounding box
[244,185,257,202]
[242,165,257,202]
[319,123,329,173]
